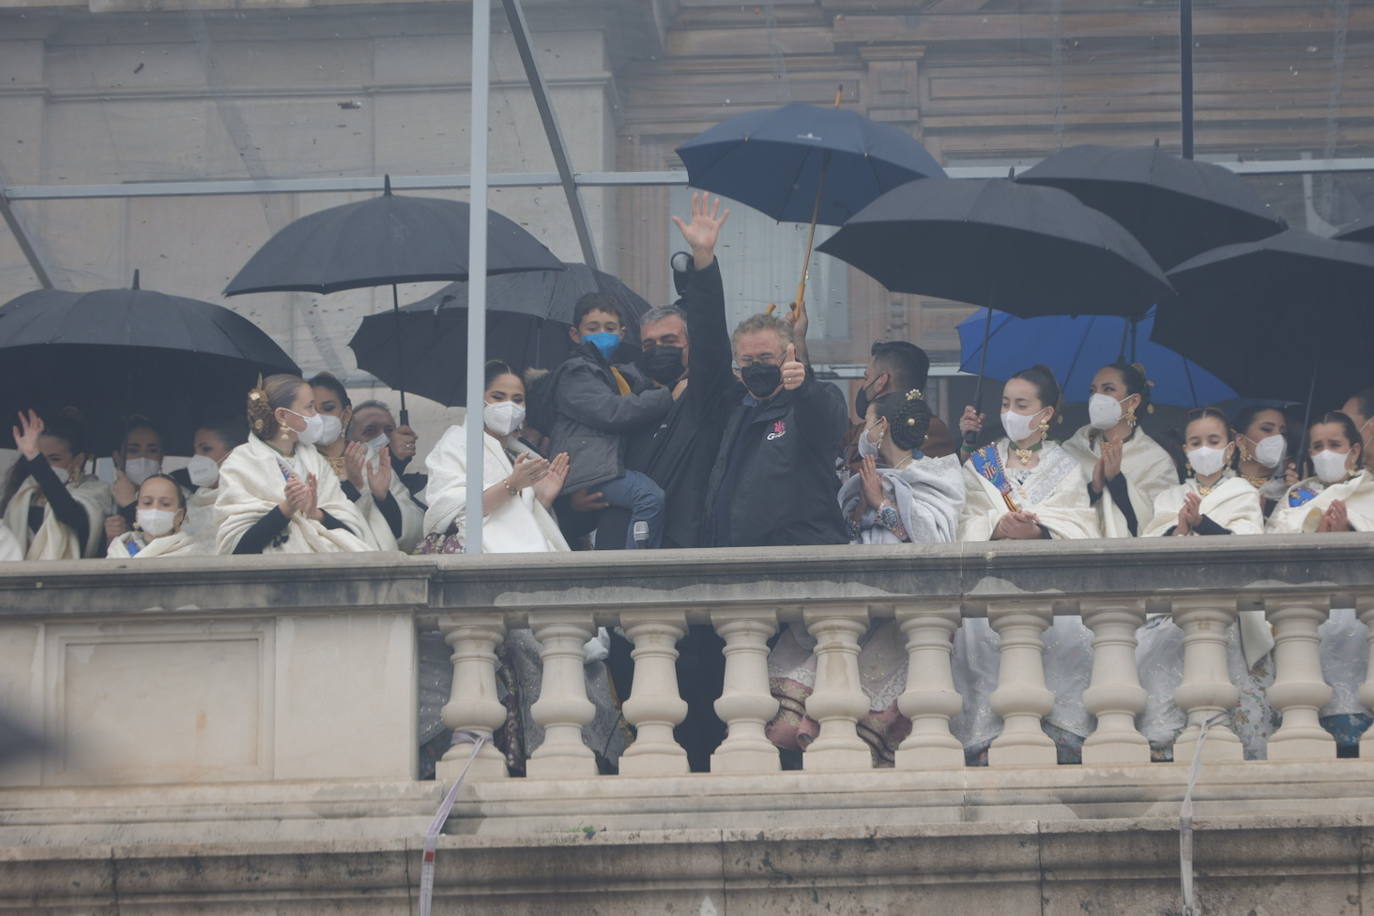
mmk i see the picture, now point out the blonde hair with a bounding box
[731,313,794,349]
[247,374,306,440]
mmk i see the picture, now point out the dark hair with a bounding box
[572,293,624,329]
[1010,364,1062,413]
[1101,361,1151,414]
[247,374,307,440]
[1,407,88,514]
[871,340,931,395]
[484,360,521,392]
[872,391,933,452]
[1231,404,1287,440]
[308,372,351,410]
[195,416,248,452]
[137,472,187,511]
[123,415,161,443]
[1184,406,1231,434]
[1348,387,1374,425]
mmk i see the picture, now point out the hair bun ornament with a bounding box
[906,417,917,426]
[60,405,85,423]
[905,388,923,401]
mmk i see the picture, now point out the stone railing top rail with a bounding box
[1,533,1371,625]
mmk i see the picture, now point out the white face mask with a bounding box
[136,507,178,537]
[284,409,326,446]
[484,401,525,437]
[186,454,221,488]
[858,424,882,458]
[365,432,390,452]
[315,413,343,446]
[1000,408,1043,443]
[1187,445,1227,478]
[1313,448,1353,484]
[1250,434,1286,469]
[1087,393,1124,431]
[124,456,161,485]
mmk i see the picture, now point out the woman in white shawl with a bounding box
[768,390,965,765]
[2,409,111,560]
[421,361,569,553]
[169,418,248,552]
[214,374,371,555]
[1137,408,1277,759]
[307,373,412,552]
[1268,411,1374,754]
[1063,362,1178,538]
[106,473,202,559]
[417,362,628,777]
[1231,405,1293,516]
[954,366,1101,763]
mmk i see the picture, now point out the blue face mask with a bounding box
[583,331,621,361]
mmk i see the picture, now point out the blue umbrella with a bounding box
[676,96,944,310]
[956,307,1236,408]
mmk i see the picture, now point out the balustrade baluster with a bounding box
[1171,599,1243,763]
[1357,599,1374,759]
[526,612,599,779]
[801,606,873,771]
[619,610,689,776]
[893,604,964,770]
[987,603,1057,767]
[1266,597,1335,760]
[710,610,781,774]
[436,614,510,781]
[1081,603,1150,765]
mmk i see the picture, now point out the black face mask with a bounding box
[740,363,782,399]
[637,345,686,386]
[854,378,880,419]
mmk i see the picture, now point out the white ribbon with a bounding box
[419,730,488,916]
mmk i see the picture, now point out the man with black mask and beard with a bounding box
[701,311,849,548]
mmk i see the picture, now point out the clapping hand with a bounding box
[507,452,550,491]
[343,441,369,489]
[858,454,885,510]
[280,473,312,517]
[367,446,392,501]
[533,452,570,508]
[1318,498,1351,533]
[1176,491,1202,535]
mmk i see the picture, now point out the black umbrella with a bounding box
[816,177,1173,441]
[0,272,300,454]
[349,266,651,406]
[1332,213,1374,245]
[224,176,562,422]
[1157,228,1374,416]
[677,95,944,313]
[1016,143,1285,269]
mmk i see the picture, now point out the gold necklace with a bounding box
[1011,439,1044,465]
[1241,472,1270,490]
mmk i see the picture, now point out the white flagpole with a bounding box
[463,0,491,554]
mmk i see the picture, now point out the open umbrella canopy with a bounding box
[816,177,1173,317]
[223,182,562,296]
[1332,212,1374,245]
[0,279,300,453]
[1157,228,1374,408]
[409,262,652,326]
[957,307,1236,409]
[1016,144,1285,269]
[675,102,945,227]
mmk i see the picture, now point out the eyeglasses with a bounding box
[735,354,781,368]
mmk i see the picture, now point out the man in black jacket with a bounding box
[702,314,849,547]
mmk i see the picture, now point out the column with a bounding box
[619,610,689,777]
[987,604,1057,767]
[710,609,781,774]
[526,611,598,779]
[801,606,873,771]
[893,603,964,770]
[1266,598,1335,760]
[1356,599,1374,758]
[436,613,509,781]
[1081,603,1150,765]
[1171,599,1243,763]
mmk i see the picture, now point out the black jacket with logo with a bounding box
[701,367,849,547]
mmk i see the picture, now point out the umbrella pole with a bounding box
[1299,350,1320,472]
[966,303,993,448]
[392,283,408,427]
[793,152,830,315]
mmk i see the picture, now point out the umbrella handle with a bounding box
[965,303,994,447]
[794,151,832,316]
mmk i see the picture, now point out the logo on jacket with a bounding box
[766,420,787,441]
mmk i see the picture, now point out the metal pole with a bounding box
[1181,0,1194,159]
[501,0,599,271]
[0,190,54,289]
[464,0,491,555]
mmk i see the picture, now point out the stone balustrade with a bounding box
[2,533,1374,790]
